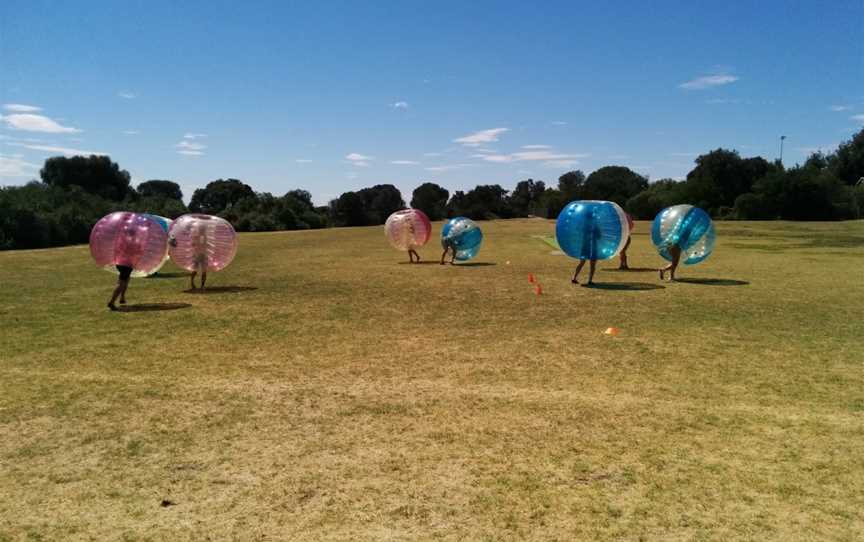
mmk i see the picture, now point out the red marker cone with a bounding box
[528,273,535,284]
[534,284,542,296]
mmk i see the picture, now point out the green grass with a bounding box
[1,219,863,540]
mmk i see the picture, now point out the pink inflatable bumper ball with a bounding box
[89,212,169,278]
[384,209,432,252]
[168,214,237,273]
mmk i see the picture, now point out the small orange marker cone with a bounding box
[528,273,535,284]
[603,327,621,336]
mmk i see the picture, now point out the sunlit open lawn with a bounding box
[1,218,863,540]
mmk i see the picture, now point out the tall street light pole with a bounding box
[779,135,786,165]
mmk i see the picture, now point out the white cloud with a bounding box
[1,113,82,133]
[123,130,140,135]
[522,145,551,149]
[830,105,851,112]
[118,91,137,99]
[425,164,469,172]
[176,140,206,151]
[551,121,568,126]
[390,160,419,165]
[346,152,372,166]
[183,133,207,139]
[295,159,312,163]
[473,148,497,154]
[175,139,207,156]
[851,114,864,124]
[3,104,42,113]
[679,74,739,90]
[0,155,40,178]
[473,150,590,167]
[7,142,105,156]
[454,127,509,147]
[390,101,409,109]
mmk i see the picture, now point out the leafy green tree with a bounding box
[189,179,255,214]
[583,166,648,207]
[828,128,864,184]
[41,155,132,201]
[625,179,686,220]
[137,180,183,200]
[358,184,405,224]
[557,170,585,203]
[509,179,546,217]
[411,182,449,220]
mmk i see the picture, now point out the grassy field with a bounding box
[1,219,863,541]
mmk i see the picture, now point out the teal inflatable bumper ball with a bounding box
[441,217,483,261]
[651,204,715,265]
[555,200,630,260]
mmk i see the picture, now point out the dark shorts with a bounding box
[116,265,133,280]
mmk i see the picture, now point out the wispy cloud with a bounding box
[454,127,509,147]
[830,105,851,112]
[118,91,137,99]
[1,113,82,133]
[3,104,42,113]
[851,114,864,124]
[295,159,312,163]
[473,150,590,168]
[390,160,419,165]
[346,152,372,166]
[706,98,750,105]
[425,164,469,172]
[0,154,41,178]
[551,121,568,126]
[390,101,409,110]
[183,133,207,139]
[176,139,206,156]
[123,130,140,135]
[7,142,105,156]
[679,74,739,90]
[522,144,551,149]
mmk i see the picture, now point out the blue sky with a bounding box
[1,0,862,204]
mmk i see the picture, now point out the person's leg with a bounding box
[119,279,128,304]
[440,248,447,265]
[588,259,597,284]
[413,249,420,263]
[449,246,456,264]
[201,271,207,290]
[572,259,586,284]
[108,279,127,310]
[619,236,631,269]
[668,246,682,281]
[190,271,198,289]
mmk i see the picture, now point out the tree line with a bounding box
[1,129,862,250]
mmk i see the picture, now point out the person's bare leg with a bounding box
[587,259,597,285]
[618,236,631,270]
[572,259,586,284]
[440,248,448,265]
[668,246,682,281]
[190,271,197,290]
[108,279,128,310]
[413,249,420,263]
[201,271,207,290]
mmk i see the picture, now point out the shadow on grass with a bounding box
[183,286,259,294]
[603,267,656,273]
[146,272,191,279]
[120,303,192,312]
[453,262,497,267]
[583,282,665,291]
[676,278,749,286]
[397,261,440,265]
